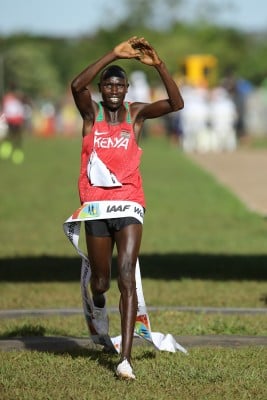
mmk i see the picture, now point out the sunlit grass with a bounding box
[1,134,267,399]
[1,135,267,256]
[1,346,266,400]
[0,279,266,309]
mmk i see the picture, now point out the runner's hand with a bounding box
[128,37,161,66]
[114,37,142,59]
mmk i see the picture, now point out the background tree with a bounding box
[0,1,267,102]
[3,41,62,100]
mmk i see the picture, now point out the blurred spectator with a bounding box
[180,86,210,152]
[179,84,238,153]
[209,86,237,151]
[126,70,151,103]
[126,71,151,138]
[41,102,56,137]
[32,101,56,137]
[221,68,253,144]
[163,110,183,147]
[0,86,26,164]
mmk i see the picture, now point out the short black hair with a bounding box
[100,65,128,82]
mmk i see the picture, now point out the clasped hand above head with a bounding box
[114,36,161,66]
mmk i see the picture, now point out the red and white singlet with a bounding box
[78,102,145,208]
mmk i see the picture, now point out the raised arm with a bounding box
[129,37,184,120]
[71,39,142,121]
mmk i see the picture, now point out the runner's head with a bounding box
[99,65,128,83]
[98,65,129,110]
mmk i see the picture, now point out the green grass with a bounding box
[0,312,266,338]
[0,279,266,309]
[0,134,267,399]
[1,347,266,400]
[1,134,267,256]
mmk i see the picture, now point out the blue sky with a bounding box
[0,0,266,37]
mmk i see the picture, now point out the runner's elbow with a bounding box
[71,80,78,94]
[71,77,83,94]
[171,98,184,112]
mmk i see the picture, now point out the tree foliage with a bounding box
[122,0,184,30]
[1,39,62,100]
[0,16,266,101]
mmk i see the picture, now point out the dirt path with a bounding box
[188,148,267,216]
[1,307,266,351]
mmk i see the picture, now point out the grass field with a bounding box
[0,133,266,399]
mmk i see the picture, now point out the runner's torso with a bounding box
[79,102,145,207]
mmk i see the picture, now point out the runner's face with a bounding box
[100,76,128,110]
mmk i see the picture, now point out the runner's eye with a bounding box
[103,84,126,91]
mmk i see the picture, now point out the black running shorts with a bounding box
[85,217,141,237]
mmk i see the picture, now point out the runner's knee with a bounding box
[91,276,110,294]
[117,259,136,294]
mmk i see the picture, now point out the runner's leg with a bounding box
[85,234,114,307]
[115,223,142,362]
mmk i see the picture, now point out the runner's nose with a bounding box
[111,84,118,94]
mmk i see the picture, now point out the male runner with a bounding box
[71,36,184,379]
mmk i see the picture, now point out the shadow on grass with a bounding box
[0,324,156,375]
[1,334,119,374]
[0,253,266,281]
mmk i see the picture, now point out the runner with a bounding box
[1,87,25,164]
[70,36,184,379]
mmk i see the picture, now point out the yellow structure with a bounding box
[182,54,218,87]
